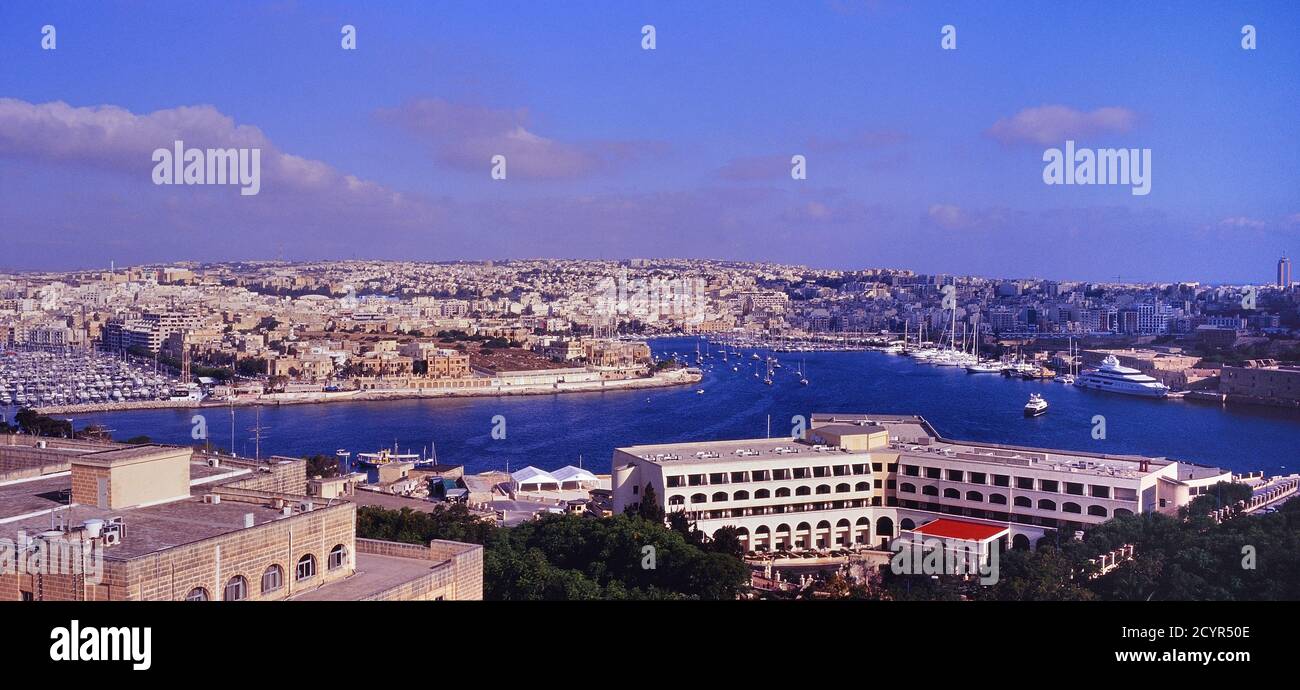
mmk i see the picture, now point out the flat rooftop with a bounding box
[0,441,329,561]
[618,437,859,465]
[617,413,1227,481]
[0,492,330,560]
[287,552,445,601]
[815,413,1192,480]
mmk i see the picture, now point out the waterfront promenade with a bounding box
[29,367,702,415]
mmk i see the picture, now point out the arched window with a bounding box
[1113,508,1133,517]
[900,518,916,530]
[836,518,851,528]
[1012,534,1031,550]
[690,493,707,504]
[1013,496,1032,508]
[855,482,869,491]
[261,565,283,594]
[1087,505,1108,517]
[668,495,685,506]
[989,493,1008,505]
[943,488,960,499]
[815,485,832,495]
[1038,499,1056,511]
[296,554,316,581]
[796,522,812,532]
[755,525,771,534]
[900,482,917,494]
[795,486,812,496]
[816,520,832,530]
[185,587,209,602]
[712,491,728,502]
[855,516,871,526]
[875,516,894,536]
[835,483,851,493]
[733,490,750,501]
[755,489,770,499]
[223,575,248,601]
[328,544,347,571]
[775,487,791,498]
[922,485,939,496]
[965,491,983,502]
[1063,502,1082,514]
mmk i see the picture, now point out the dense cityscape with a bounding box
[3,257,1299,412]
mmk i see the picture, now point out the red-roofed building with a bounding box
[911,518,1009,543]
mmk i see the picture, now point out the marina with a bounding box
[0,348,197,409]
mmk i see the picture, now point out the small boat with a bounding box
[1024,393,1048,417]
[696,389,704,395]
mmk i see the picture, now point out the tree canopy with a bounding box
[356,504,749,600]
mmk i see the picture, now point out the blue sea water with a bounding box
[15,337,1300,476]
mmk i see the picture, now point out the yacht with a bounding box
[1024,393,1049,417]
[1075,355,1170,398]
[963,315,1000,373]
[1055,338,1079,384]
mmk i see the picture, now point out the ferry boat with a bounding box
[1075,355,1170,398]
[1024,393,1048,416]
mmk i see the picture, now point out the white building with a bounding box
[612,413,1232,552]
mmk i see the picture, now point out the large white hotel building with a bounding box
[612,413,1232,551]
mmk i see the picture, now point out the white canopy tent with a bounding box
[511,466,560,492]
[552,465,600,489]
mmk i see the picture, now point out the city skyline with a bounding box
[2,255,1292,290]
[2,1,1298,282]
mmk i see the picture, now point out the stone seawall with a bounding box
[33,370,700,415]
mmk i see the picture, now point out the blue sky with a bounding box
[1,0,1297,282]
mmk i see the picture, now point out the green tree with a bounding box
[356,506,748,600]
[304,454,339,478]
[638,484,665,522]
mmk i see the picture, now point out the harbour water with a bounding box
[8,337,1299,476]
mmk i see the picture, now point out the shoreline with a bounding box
[28,369,703,415]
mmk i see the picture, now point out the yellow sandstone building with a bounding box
[0,435,481,601]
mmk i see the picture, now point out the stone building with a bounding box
[0,435,481,601]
